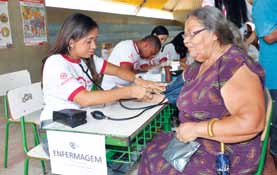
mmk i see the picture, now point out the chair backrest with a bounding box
[7,82,43,120]
[261,89,273,141]
[0,70,31,96]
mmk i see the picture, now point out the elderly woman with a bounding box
[138,6,265,174]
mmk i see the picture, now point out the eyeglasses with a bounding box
[183,28,206,40]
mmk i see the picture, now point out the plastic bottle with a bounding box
[161,68,166,82]
[164,66,172,83]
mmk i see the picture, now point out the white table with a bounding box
[44,100,174,164]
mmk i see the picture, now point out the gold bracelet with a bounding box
[207,118,219,137]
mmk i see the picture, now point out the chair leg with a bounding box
[24,158,29,175]
[31,123,40,145]
[40,160,46,174]
[3,121,11,168]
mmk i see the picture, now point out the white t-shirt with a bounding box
[101,40,141,90]
[161,43,180,61]
[40,54,107,121]
[161,43,194,65]
[134,51,167,73]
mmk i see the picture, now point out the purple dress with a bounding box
[138,46,265,175]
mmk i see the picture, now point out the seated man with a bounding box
[101,35,161,90]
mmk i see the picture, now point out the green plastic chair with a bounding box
[0,70,40,168]
[254,89,273,175]
[7,82,48,175]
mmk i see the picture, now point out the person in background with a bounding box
[162,32,191,70]
[151,25,169,45]
[214,0,248,29]
[205,0,250,38]
[244,22,258,48]
[41,13,164,123]
[139,6,265,174]
[253,0,277,169]
[101,42,113,60]
[136,25,169,72]
[101,35,161,90]
[243,21,259,62]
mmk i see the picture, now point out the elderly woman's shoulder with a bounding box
[221,45,249,63]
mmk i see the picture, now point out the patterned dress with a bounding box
[138,45,265,175]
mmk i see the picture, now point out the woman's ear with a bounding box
[69,39,75,49]
[211,32,218,41]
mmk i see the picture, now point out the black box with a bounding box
[53,109,87,128]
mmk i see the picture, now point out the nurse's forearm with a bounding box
[116,68,136,82]
[73,87,137,107]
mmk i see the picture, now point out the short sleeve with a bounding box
[162,44,180,61]
[94,55,107,74]
[217,48,250,88]
[155,51,167,64]
[118,42,137,65]
[43,55,85,101]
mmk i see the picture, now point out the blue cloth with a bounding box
[252,0,277,89]
[164,74,185,105]
[253,0,277,158]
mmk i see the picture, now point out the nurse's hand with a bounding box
[140,93,165,103]
[176,122,198,143]
[134,77,166,94]
[130,86,153,101]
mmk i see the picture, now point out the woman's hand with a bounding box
[176,122,198,143]
[134,78,166,94]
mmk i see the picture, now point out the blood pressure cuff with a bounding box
[164,74,185,105]
[53,109,87,128]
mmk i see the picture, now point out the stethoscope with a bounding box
[78,62,103,90]
[78,60,167,121]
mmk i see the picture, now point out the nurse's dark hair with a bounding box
[186,6,245,50]
[151,25,169,36]
[42,13,100,86]
[166,31,188,58]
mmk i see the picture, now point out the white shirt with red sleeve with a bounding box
[40,54,107,121]
[161,43,180,61]
[101,40,140,90]
[135,43,179,71]
[134,51,167,71]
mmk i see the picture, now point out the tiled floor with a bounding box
[0,118,276,175]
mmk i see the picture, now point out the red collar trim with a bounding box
[133,41,140,56]
[62,54,81,64]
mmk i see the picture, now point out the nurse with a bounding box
[41,13,164,122]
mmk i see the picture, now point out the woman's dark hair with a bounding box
[163,32,188,58]
[42,13,100,84]
[151,25,169,36]
[215,0,248,28]
[186,6,245,49]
